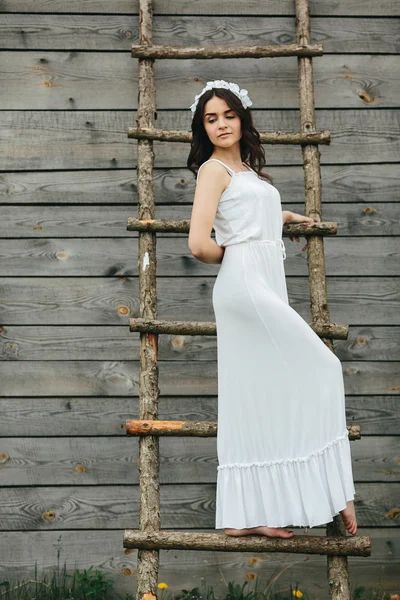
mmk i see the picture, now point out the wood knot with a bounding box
[0,452,9,464]
[346,367,358,376]
[74,465,87,473]
[357,89,375,104]
[386,508,400,521]
[42,510,56,521]
[171,336,185,349]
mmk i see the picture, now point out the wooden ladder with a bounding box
[123,1,371,598]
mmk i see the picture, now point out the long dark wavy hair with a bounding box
[186,87,273,185]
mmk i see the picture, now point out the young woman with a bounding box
[187,80,357,539]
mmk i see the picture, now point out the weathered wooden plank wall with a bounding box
[0,0,399,596]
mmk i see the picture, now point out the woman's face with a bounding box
[203,96,242,148]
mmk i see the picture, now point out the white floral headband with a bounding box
[190,79,253,118]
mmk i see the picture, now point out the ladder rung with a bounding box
[127,127,331,145]
[131,43,324,59]
[127,218,337,236]
[126,420,360,441]
[123,530,371,557]
[129,317,349,340]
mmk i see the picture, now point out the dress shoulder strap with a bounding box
[197,158,235,179]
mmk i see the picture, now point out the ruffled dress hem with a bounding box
[215,429,356,530]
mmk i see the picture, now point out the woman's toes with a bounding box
[268,527,294,538]
[284,530,295,538]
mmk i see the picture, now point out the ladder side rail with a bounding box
[136,0,161,598]
[295,1,352,598]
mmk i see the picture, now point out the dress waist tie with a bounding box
[228,238,287,260]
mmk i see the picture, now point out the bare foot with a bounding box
[339,499,357,535]
[224,525,294,538]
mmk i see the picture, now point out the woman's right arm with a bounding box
[188,162,228,264]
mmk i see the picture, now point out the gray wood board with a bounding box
[1,15,399,52]
[0,277,398,325]
[1,166,398,204]
[0,482,398,526]
[0,396,398,436]
[0,237,398,276]
[0,436,398,485]
[1,0,398,15]
[1,325,399,362]
[1,110,399,170]
[1,53,399,109]
[1,205,399,236]
[0,360,398,396]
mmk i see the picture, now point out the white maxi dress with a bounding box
[196,158,356,530]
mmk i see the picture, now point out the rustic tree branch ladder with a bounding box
[123,1,372,598]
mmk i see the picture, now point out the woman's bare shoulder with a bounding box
[197,159,230,182]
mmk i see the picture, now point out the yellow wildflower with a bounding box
[158,583,168,589]
[292,591,303,598]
